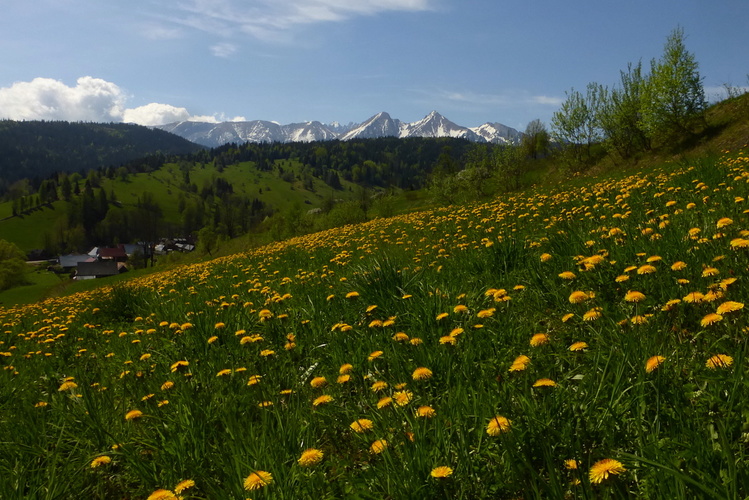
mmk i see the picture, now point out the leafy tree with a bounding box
[641,27,706,145]
[551,83,604,167]
[521,119,550,159]
[0,239,27,291]
[596,62,651,159]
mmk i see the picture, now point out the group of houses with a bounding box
[57,238,195,280]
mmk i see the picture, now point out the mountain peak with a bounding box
[156,112,522,147]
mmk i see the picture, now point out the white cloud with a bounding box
[210,42,238,58]
[122,103,192,126]
[0,77,126,122]
[0,76,232,126]
[432,89,563,107]
[158,0,435,43]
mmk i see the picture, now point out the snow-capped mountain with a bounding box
[156,112,522,147]
[470,122,525,144]
[158,120,337,147]
[400,111,484,141]
[340,112,402,140]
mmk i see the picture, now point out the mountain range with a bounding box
[156,111,523,148]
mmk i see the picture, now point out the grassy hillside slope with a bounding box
[0,158,362,254]
[1,148,747,498]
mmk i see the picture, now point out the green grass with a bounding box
[0,264,63,306]
[1,149,748,499]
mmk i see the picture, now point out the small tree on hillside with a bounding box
[521,119,550,159]
[641,27,706,146]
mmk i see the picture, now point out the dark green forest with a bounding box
[0,120,203,193]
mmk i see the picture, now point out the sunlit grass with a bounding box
[1,150,748,498]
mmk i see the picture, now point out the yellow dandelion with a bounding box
[410,337,424,345]
[146,489,177,500]
[337,374,351,384]
[453,304,468,314]
[368,350,384,361]
[565,459,578,470]
[486,415,512,436]
[637,264,657,275]
[161,381,174,391]
[702,267,719,277]
[716,301,744,315]
[624,290,646,303]
[530,333,550,347]
[298,448,324,467]
[683,291,705,303]
[350,419,374,433]
[436,312,449,321]
[339,363,354,375]
[533,378,557,388]
[393,390,413,406]
[558,271,576,280]
[371,380,388,392]
[393,332,410,342]
[174,479,195,494]
[90,456,112,468]
[583,308,602,321]
[312,394,333,406]
[568,291,590,304]
[259,349,275,357]
[440,335,457,345]
[244,470,273,491]
[370,439,388,454]
[216,369,232,377]
[170,360,189,372]
[540,252,552,262]
[645,355,666,373]
[412,367,433,381]
[589,458,626,484]
[569,341,588,351]
[509,354,531,372]
[706,354,733,369]
[345,291,360,299]
[247,375,262,386]
[416,405,436,418]
[562,313,575,322]
[430,466,454,478]
[125,409,143,421]
[310,376,327,388]
[729,238,749,248]
[214,322,225,329]
[716,217,733,228]
[377,396,393,409]
[700,313,723,327]
[207,336,218,344]
[477,308,496,318]
[58,381,78,391]
[631,315,648,325]
[258,309,273,320]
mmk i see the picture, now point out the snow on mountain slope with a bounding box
[340,112,402,140]
[155,112,522,146]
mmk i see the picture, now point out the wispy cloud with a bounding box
[210,42,238,58]
[0,76,232,126]
[151,0,435,44]
[428,88,564,108]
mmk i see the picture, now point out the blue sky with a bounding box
[1,0,747,131]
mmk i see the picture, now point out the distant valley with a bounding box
[156,111,523,148]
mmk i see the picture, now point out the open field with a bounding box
[1,150,748,498]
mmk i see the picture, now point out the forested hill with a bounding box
[0,120,203,191]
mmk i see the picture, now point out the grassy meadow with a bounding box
[1,150,748,499]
